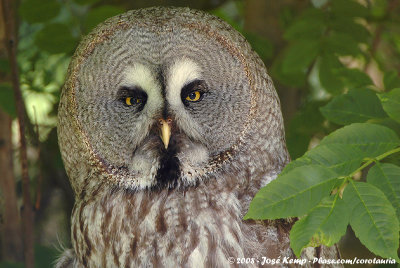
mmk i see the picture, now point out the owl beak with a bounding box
[159,119,172,149]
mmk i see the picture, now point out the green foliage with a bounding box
[367,163,400,223]
[290,195,350,256]
[282,144,364,176]
[330,0,368,18]
[320,89,387,125]
[244,165,338,220]
[335,68,373,88]
[246,123,400,260]
[247,0,400,262]
[35,23,77,54]
[19,0,61,24]
[285,101,325,158]
[384,71,400,90]
[84,6,125,33]
[378,88,400,123]
[319,123,400,157]
[282,40,320,73]
[344,181,399,260]
[212,1,274,62]
[318,54,344,94]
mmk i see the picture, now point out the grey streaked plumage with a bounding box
[57,6,340,267]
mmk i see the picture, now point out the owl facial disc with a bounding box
[70,16,253,191]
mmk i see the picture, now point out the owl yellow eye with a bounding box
[185,91,201,102]
[180,80,206,105]
[125,97,142,106]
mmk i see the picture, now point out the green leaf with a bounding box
[297,8,325,21]
[318,54,344,94]
[84,6,125,33]
[281,157,312,175]
[383,71,400,90]
[0,83,16,118]
[336,68,373,88]
[282,39,320,73]
[331,0,369,18]
[290,195,349,257]
[283,144,364,176]
[329,18,370,43]
[244,32,274,60]
[323,33,361,56]
[286,132,311,160]
[284,18,325,41]
[367,163,400,224]
[375,118,400,137]
[343,181,399,260]
[307,144,364,175]
[244,165,338,220]
[320,123,400,157]
[19,0,61,24]
[320,88,387,125]
[286,101,326,158]
[378,88,400,123]
[35,23,77,54]
[271,55,307,87]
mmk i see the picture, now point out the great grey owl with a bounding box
[56,6,340,268]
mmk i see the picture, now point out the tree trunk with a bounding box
[0,111,24,262]
[1,0,35,266]
[0,0,24,262]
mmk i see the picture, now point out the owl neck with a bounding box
[71,165,282,267]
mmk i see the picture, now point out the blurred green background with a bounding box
[0,0,399,267]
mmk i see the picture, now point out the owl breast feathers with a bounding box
[56,6,340,268]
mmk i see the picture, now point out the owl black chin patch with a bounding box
[154,142,180,189]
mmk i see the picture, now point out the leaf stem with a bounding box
[335,146,400,197]
[350,146,400,178]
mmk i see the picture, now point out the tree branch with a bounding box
[0,0,34,267]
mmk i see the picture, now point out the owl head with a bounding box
[58,7,289,194]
